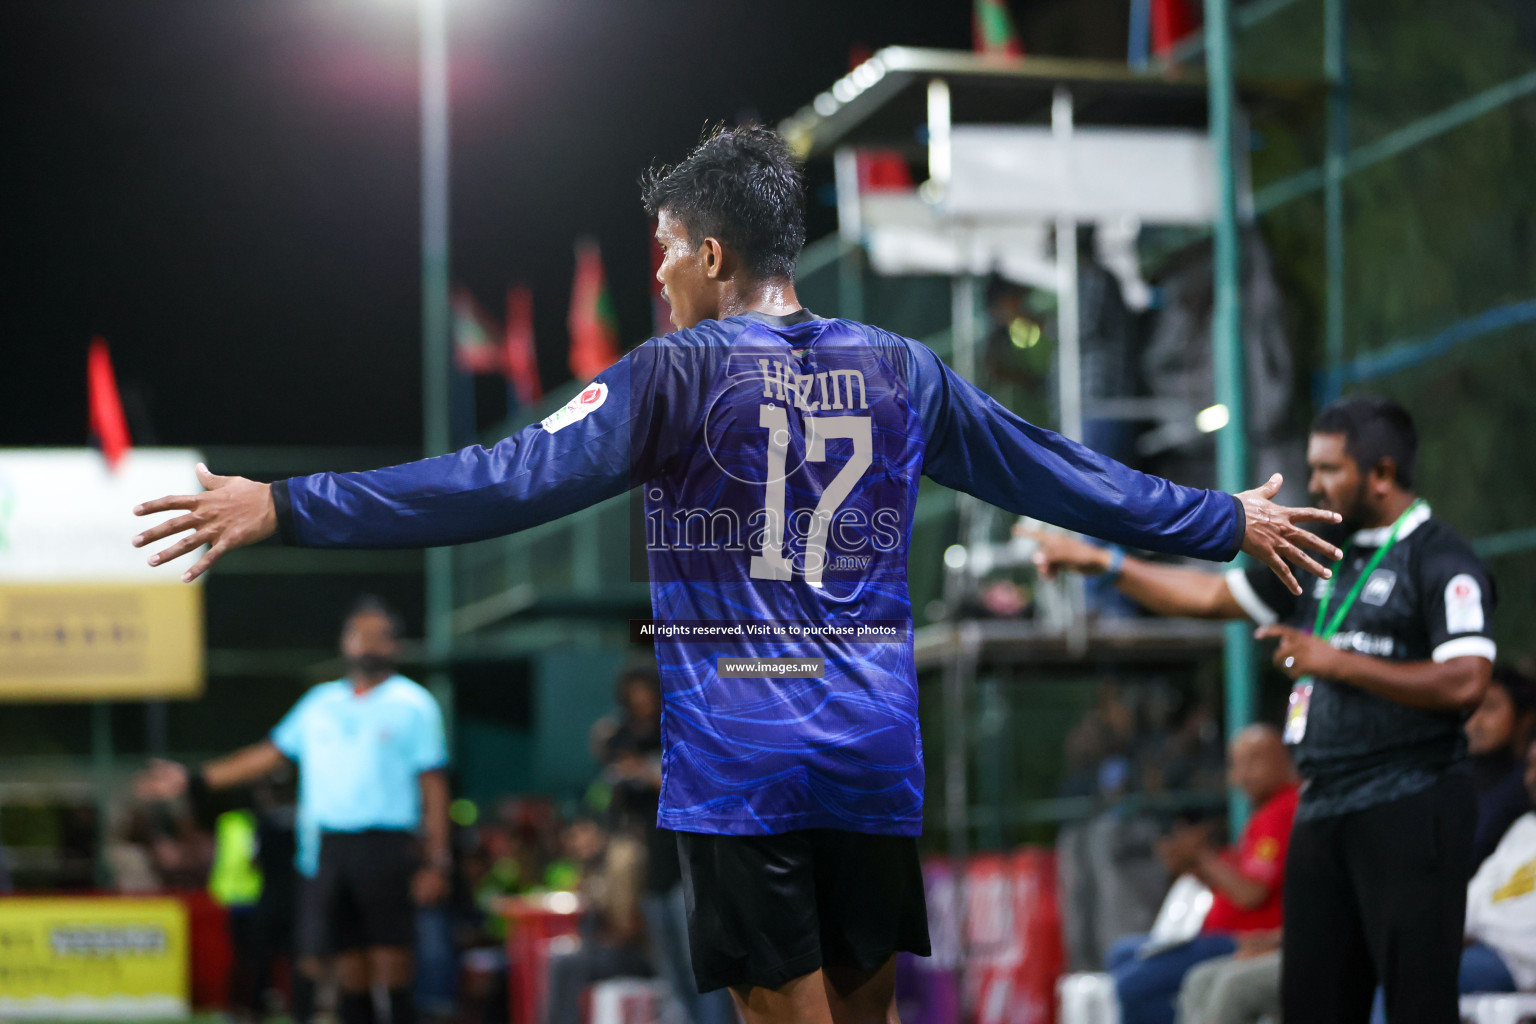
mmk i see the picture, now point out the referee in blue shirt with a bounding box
[141,596,450,1024]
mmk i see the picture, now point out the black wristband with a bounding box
[270,479,300,547]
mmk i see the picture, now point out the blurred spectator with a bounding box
[1176,934,1282,1024]
[470,822,543,933]
[106,806,164,893]
[1058,685,1223,971]
[1457,735,1536,993]
[1465,664,1536,867]
[201,774,302,1023]
[542,817,652,1024]
[956,577,1033,621]
[1057,684,1157,971]
[1106,725,1298,1024]
[599,665,734,1024]
[1140,698,1225,796]
[982,274,1052,422]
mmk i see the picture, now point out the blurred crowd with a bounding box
[67,654,1536,1023]
[1058,663,1536,1024]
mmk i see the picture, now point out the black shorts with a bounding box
[304,830,418,954]
[677,829,931,994]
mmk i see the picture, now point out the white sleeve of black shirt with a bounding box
[1422,546,1497,664]
[1225,563,1299,626]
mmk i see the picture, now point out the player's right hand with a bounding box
[1236,473,1343,596]
[132,463,277,582]
[1014,526,1113,580]
[134,758,189,802]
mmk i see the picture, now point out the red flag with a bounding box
[502,284,542,407]
[857,149,914,192]
[567,238,621,382]
[1151,0,1199,56]
[87,336,131,470]
[974,0,1025,57]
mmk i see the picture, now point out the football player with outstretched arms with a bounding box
[134,125,1341,1024]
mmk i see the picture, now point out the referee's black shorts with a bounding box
[677,828,931,994]
[304,829,418,954]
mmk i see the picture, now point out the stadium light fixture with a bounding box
[943,544,968,570]
[1196,403,1231,433]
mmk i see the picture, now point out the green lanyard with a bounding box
[1312,498,1425,639]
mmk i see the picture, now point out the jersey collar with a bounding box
[1350,501,1431,547]
[738,308,820,327]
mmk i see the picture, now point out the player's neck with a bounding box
[1365,489,1418,528]
[716,277,801,320]
[348,671,390,694]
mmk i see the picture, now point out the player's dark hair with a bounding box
[641,124,806,281]
[344,594,404,639]
[1492,663,1536,719]
[1311,395,1418,489]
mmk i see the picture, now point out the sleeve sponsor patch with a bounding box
[1445,573,1485,635]
[541,381,608,434]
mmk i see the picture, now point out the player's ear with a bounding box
[1373,456,1398,492]
[701,237,726,280]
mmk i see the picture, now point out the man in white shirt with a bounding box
[1462,736,1536,993]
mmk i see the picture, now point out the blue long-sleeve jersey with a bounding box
[273,309,1244,836]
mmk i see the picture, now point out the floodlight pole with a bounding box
[420,0,455,745]
[1202,0,1255,833]
[1323,0,1349,401]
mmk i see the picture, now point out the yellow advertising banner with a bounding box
[0,450,206,701]
[0,896,189,1020]
[0,584,204,700]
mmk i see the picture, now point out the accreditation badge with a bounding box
[1284,678,1314,744]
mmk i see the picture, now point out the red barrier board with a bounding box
[503,895,583,1024]
[905,849,1063,1024]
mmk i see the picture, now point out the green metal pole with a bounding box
[1323,0,1349,402]
[420,0,455,748]
[838,241,864,324]
[1202,0,1255,833]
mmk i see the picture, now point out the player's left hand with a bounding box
[1255,624,1338,680]
[132,463,276,582]
[412,865,450,906]
[1236,474,1343,596]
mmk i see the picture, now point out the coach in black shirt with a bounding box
[1027,395,1496,1024]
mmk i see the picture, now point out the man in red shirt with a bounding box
[1107,725,1299,1024]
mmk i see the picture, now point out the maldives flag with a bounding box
[503,283,542,408]
[1152,0,1199,56]
[87,336,131,470]
[567,238,621,381]
[974,0,1024,56]
[451,287,503,375]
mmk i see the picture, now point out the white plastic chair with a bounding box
[1459,993,1536,1024]
[1058,971,1121,1024]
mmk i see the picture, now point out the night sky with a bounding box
[1,0,1015,452]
